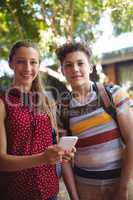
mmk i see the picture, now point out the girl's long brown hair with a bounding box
[9,40,57,132]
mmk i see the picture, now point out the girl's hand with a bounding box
[44,145,64,165]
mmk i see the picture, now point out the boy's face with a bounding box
[62,51,93,90]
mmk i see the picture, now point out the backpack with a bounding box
[57,82,118,136]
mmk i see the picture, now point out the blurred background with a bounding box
[0,0,133,98]
[0,1,133,199]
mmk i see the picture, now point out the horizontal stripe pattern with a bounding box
[74,147,122,169]
[77,138,123,154]
[74,159,122,171]
[116,97,130,108]
[70,112,112,134]
[70,107,104,124]
[112,86,133,108]
[69,99,100,118]
[76,128,120,147]
[74,166,121,179]
[77,120,117,138]
[67,84,131,185]
[75,176,119,185]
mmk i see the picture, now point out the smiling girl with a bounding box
[0,40,74,200]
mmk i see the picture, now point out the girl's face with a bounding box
[10,46,40,90]
[62,51,93,90]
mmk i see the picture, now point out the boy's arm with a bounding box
[114,106,133,200]
[62,162,79,200]
[57,99,79,199]
[112,87,133,199]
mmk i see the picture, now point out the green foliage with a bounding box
[0,0,132,61]
[0,73,12,89]
[104,0,133,35]
[0,0,40,57]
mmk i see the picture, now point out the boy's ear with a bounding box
[61,66,64,75]
[90,64,93,73]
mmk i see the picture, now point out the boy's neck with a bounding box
[72,82,92,103]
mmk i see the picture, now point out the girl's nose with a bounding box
[24,61,31,71]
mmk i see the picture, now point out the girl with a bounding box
[0,40,74,200]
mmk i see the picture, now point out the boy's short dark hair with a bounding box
[56,42,92,65]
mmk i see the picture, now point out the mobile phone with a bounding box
[58,136,78,151]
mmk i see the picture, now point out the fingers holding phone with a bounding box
[44,145,64,165]
[58,136,78,162]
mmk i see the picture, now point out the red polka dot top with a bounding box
[0,88,59,200]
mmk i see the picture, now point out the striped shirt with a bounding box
[67,84,133,185]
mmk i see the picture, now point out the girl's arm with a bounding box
[0,99,65,171]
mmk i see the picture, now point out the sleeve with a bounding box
[110,85,133,112]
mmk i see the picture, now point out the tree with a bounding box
[105,0,133,35]
[0,0,41,57]
[0,73,12,90]
[0,0,103,59]
[0,0,132,60]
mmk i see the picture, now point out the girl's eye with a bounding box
[16,60,38,65]
[16,60,25,64]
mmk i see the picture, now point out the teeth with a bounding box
[23,75,32,78]
[23,75,31,76]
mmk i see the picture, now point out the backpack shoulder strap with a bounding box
[95,82,112,108]
[94,82,117,120]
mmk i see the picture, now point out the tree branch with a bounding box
[6,2,25,38]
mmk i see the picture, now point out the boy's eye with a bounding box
[64,63,72,68]
[31,61,38,65]
[78,62,84,66]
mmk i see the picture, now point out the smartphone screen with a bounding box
[58,136,78,151]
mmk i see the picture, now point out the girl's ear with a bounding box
[9,62,14,70]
